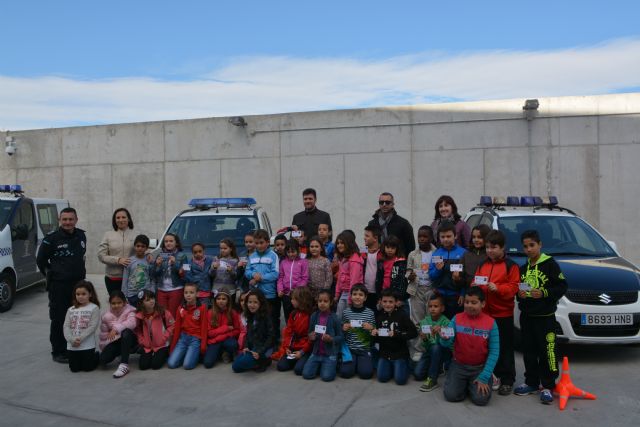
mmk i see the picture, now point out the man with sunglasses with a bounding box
[368,192,415,255]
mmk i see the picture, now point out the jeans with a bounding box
[167,333,201,370]
[276,353,309,375]
[232,351,271,373]
[339,349,374,379]
[413,343,450,381]
[99,329,137,365]
[336,292,349,320]
[444,360,492,406]
[203,338,238,368]
[377,357,409,385]
[302,354,337,382]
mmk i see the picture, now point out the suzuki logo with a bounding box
[599,293,612,304]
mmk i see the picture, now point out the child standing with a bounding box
[99,291,137,378]
[302,290,343,382]
[236,233,256,294]
[407,226,436,325]
[167,283,208,370]
[306,237,333,298]
[514,230,568,404]
[375,236,409,314]
[334,232,364,319]
[232,290,275,373]
[453,224,491,294]
[272,287,314,375]
[183,242,214,307]
[211,238,239,295]
[135,290,175,370]
[273,234,288,262]
[278,240,309,320]
[415,294,450,391]
[121,234,152,307]
[361,225,383,311]
[318,223,335,261]
[151,233,187,317]
[63,280,101,373]
[429,221,467,320]
[204,288,241,368]
[340,284,376,380]
[292,229,308,258]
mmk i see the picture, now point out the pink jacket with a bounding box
[277,257,309,296]
[335,253,364,298]
[134,310,175,353]
[99,304,137,350]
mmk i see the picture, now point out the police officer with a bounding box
[36,207,87,363]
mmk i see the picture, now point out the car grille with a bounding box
[565,290,639,306]
[568,313,640,337]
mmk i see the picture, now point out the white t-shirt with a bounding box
[364,250,379,293]
[65,303,100,351]
[418,250,433,286]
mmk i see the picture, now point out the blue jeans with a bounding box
[414,343,450,381]
[339,349,374,379]
[167,333,201,370]
[203,338,238,368]
[377,357,409,385]
[232,351,270,373]
[276,353,309,375]
[302,354,337,382]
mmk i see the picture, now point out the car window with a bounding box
[0,200,16,227]
[167,214,259,253]
[466,214,481,229]
[480,213,494,227]
[37,204,59,235]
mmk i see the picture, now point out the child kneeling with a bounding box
[272,287,314,375]
[167,283,208,369]
[232,290,275,373]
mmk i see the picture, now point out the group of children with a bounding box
[63,197,568,407]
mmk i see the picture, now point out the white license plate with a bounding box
[580,313,633,326]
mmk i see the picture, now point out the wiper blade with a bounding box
[548,252,597,256]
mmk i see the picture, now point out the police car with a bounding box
[464,196,640,344]
[151,198,273,257]
[0,185,70,312]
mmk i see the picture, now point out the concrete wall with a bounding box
[2,93,640,273]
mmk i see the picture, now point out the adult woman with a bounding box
[98,208,136,294]
[431,195,471,248]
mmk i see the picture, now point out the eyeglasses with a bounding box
[378,200,393,206]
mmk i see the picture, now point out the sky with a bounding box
[1,0,640,130]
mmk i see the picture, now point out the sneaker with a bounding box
[221,352,232,364]
[419,378,439,392]
[498,384,513,395]
[491,374,500,391]
[52,353,68,364]
[113,363,130,378]
[514,383,539,396]
[540,389,554,404]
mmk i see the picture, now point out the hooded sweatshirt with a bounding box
[99,304,137,350]
[517,253,568,316]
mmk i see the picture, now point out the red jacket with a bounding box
[272,310,312,360]
[170,303,208,354]
[474,257,519,318]
[206,309,241,345]
[135,309,175,353]
[453,311,496,366]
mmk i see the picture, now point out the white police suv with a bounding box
[465,196,640,344]
[0,185,70,311]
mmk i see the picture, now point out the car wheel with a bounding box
[0,273,16,312]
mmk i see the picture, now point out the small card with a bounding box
[291,230,302,238]
[219,261,228,269]
[314,325,327,334]
[239,257,248,264]
[421,325,432,334]
[432,256,444,264]
[287,353,297,359]
[441,327,454,338]
[378,328,390,337]
[182,264,191,271]
[474,275,489,285]
[450,264,463,272]
[350,319,363,328]
[519,282,532,291]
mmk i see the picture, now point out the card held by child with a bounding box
[378,328,390,337]
[450,264,463,272]
[182,264,191,271]
[314,325,327,334]
[441,327,454,338]
[421,325,432,334]
[519,282,532,291]
[432,256,444,264]
[474,275,489,285]
[350,319,363,328]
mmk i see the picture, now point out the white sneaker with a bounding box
[113,363,129,378]
[491,374,500,391]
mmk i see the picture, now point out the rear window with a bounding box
[167,214,259,254]
[37,204,59,235]
[0,200,16,227]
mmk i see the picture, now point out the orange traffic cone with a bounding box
[556,356,597,410]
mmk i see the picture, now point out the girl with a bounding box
[150,233,187,317]
[236,291,249,352]
[453,224,491,295]
[431,195,471,248]
[211,238,239,295]
[99,291,137,378]
[277,239,309,321]
[334,232,364,319]
[236,233,256,294]
[167,283,208,370]
[306,237,333,298]
[63,280,101,373]
[232,290,275,373]
[302,290,343,382]
[375,236,409,314]
[183,242,214,307]
[135,290,175,370]
[204,288,241,368]
[272,286,314,375]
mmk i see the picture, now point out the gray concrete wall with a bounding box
[2,93,640,273]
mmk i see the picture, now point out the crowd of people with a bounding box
[35,189,567,406]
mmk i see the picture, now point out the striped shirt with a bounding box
[342,306,376,352]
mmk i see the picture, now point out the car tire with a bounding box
[0,273,16,312]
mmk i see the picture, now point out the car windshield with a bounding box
[166,214,259,255]
[0,200,16,227]
[498,215,616,257]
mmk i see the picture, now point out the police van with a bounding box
[0,185,69,312]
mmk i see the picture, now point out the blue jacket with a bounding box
[308,310,344,356]
[184,255,214,293]
[150,251,187,292]
[428,245,467,296]
[244,249,279,299]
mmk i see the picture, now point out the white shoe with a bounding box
[113,363,129,378]
[491,374,500,391]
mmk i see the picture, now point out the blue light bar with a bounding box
[547,196,558,206]
[10,185,22,192]
[0,185,10,192]
[0,184,22,193]
[479,196,492,206]
[521,196,536,206]
[506,196,520,206]
[188,197,257,208]
[533,197,543,206]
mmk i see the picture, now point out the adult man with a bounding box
[36,207,87,363]
[367,192,415,255]
[290,188,332,239]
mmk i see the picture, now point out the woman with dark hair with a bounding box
[98,208,136,295]
[431,195,471,248]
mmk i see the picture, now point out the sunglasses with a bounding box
[378,200,393,206]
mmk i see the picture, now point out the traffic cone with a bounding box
[556,356,596,410]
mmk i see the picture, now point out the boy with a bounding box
[415,294,450,391]
[236,233,256,294]
[441,286,500,406]
[372,289,418,385]
[273,234,287,261]
[473,230,519,395]
[514,230,568,404]
[429,221,467,320]
[245,229,281,343]
[340,284,376,379]
[361,225,383,311]
[121,234,152,306]
[407,225,436,343]
[318,223,334,261]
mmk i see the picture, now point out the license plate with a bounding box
[580,313,633,326]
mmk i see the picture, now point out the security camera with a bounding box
[5,136,16,156]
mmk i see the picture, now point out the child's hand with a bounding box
[213,261,220,269]
[488,282,497,292]
[342,323,351,332]
[452,271,461,281]
[118,257,131,267]
[226,264,233,272]
[251,351,259,360]
[530,289,543,299]
[419,332,427,340]
[435,261,445,270]
[168,256,175,266]
[72,338,81,347]
[242,348,250,353]
[517,290,528,298]
[292,351,302,359]
[253,272,262,282]
[407,269,416,282]
[107,330,117,341]
[228,325,234,331]
[308,332,316,341]
[155,257,163,266]
[179,268,184,276]
[362,322,374,331]
[371,329,378,336]
[321,333,333,343]
[249,279,256,287]
[457,295,464,306]
[388,330,395,338]
[278,291,284,298]
[474,379,490,396]
[431,325,442,336]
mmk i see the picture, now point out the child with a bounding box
[415,294,450,390]
[272,286,314,375]
[183,242,214,307]
[473,229,519,395]
[306,237,333,298]
[237,291,249,352]
[318,223,335,261]
[63,280,101,373]
[514,230,568,404]
[236,233,256,294]
[292,229,308,258]
[372,289,418,385]
[232,290,275,373]
[441,287,499,406]
[334,232,364,319]
[245,229,281,343]
[211,238,239,295]
[340,284,376,380]
[99,291,137,378]
[453,224,491,293]
[135,290,175,370]
[277,239,309,320]
[121,234,152,307]
[150,233,187,317]
[302,290,343,382]
[204,288,241,368]
[429,221,467,320]
[167,283,208,370]
[361,225,383,311]
[431,195,471,248]
[273,234,288,262]
[375,235,409,314]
